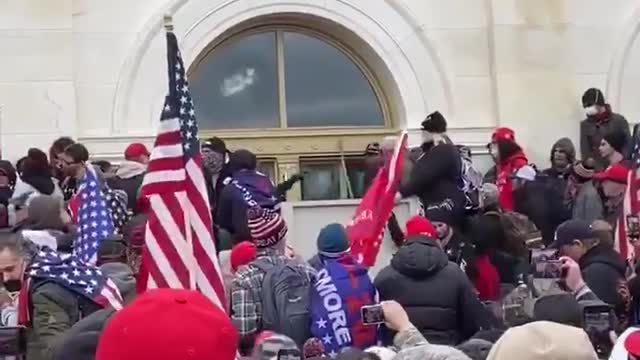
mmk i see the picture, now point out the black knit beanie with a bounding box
[421,111,447,134]
[602,130,627,154]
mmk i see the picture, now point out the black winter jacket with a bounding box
[374,236,488,345]
[513,182,555,245]
[400,143,465,226]
[580,244,629,311]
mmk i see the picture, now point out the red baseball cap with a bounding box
[96,288,238,360]
[405,215,437,239]
[124,143,150,160]
[625,330,640,356]
[593,163,629,184]
[230,241,257,271]
[491,127,516,142]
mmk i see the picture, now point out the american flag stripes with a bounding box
[74,165,116,265]
[19,249,123,325]
[138,29,225,308]
[621,124,640,261]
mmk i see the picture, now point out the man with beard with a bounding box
[540,138,576,237]
[424,203,473,270]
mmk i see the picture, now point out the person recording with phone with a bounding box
[553,219,631,330]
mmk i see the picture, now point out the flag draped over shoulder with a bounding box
[73,165,115,265]
[347,133,407,267]
[137,29,225,308]
[18,249,123,326]
[620,124,640,261]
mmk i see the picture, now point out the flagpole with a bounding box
[338,139,354,199]
[163,14,196,291]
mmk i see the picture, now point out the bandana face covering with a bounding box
[202,151,224,174]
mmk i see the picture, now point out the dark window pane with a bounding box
[189,32,279,129]
[300,161,341,200]
[283,32,384,127]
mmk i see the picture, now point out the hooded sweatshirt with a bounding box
[107,160,146,212]
[217,169,278,242]
[374,237,487,346]
[579,243,631,328]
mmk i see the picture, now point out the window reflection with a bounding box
[189,32,279,129]
[283,32,384,127]
[189,29,385,130]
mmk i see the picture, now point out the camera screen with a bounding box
[277,349,302,360]
[531,249,561,279]
[585,311,610,333]
[361,305,385,325]
[584,309,612,357]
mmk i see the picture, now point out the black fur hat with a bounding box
[421,111,447,134]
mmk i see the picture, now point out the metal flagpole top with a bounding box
[163,15,174,31]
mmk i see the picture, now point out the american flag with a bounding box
[18,249,123,325]
[137,29,225,307]
[621,124,640,261]
[74,165,116,264]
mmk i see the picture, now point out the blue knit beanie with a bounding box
[317,223,350,257]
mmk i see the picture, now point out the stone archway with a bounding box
[109,0,453,139]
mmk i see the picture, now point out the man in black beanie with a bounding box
[579,88,630,170]
[399,111,465,227]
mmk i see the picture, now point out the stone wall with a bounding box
[1,0,639,166]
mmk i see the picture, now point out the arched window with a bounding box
[189,26,394,201]
[189,29,386,129]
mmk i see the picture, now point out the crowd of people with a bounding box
[1,87,640,359]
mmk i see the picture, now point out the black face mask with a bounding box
[4,279,22,293]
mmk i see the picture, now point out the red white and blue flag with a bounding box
[620,124,640,261]
[137,29,225,308]
[73,166,116,265]
[347,132,407,267]
[18,249,123,326]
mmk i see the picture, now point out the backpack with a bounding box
[252,258,312,346]
[486,211,541,258]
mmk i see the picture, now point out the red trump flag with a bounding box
[347,132,407,267]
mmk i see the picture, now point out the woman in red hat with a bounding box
[489,127,529,211]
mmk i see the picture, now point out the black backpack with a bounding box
[252,259,313,346]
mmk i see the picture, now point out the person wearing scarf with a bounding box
[0,235,122,360]
[489,127,528,211]
[580,88,630,170]
[10,148,63,209]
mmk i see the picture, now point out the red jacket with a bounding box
[472,254,500,301]
[496,150,528,210]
